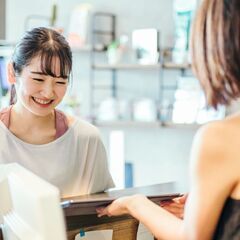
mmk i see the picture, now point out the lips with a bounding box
[32,97,54,106]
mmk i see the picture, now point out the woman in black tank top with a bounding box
[213,198,240,240]
[96,0,240,239]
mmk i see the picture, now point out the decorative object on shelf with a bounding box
[24,1,59,31]
[97,97,119,121]
[107,41,122,65]
[106,35,129,64]
[133,98,157,122]
[172,76,202,123]
[172,0,197,63]
[132,28,160,64]
[172,76,226,124]
[67,4,93,49]
[50,1,57,27]
[97,98,132,121]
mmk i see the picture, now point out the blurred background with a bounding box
[0,0,230,192]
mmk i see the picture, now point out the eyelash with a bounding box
[56,81,67,85]
[33,78,44,82]
[32,78,67,85]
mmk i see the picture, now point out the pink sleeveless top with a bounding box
[0,105,68,139]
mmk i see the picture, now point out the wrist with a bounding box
[125,194,147,216]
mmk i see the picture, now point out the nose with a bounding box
[41,82,55,99]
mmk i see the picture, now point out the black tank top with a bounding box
[213,197,240,239]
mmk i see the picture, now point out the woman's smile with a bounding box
[32,96,54,108]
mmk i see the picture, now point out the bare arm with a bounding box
[97,122,238,240]
[97,194,184,240]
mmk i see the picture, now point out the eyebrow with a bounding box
[30,71,68,79]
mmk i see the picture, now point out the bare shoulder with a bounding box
[191,114,240,179]
[195,114,240,150]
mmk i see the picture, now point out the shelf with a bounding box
[92,62,191,70]
[94,120,161,128]
[163,62,191,70]
[92,63,162,70]
[94,120,201,129]
[161,122,201,129]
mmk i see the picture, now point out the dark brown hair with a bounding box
[10,27,72,104]
[191,0,240,108]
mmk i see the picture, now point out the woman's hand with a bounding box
[96,194,147,217]
[160,194,187,219]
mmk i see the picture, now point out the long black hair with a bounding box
[10,27,72,104]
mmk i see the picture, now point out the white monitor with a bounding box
[0,163,67,240]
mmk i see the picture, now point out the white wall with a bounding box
[100,126,196,187]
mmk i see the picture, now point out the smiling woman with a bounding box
[0,27,114,197]
[8,55,68,117]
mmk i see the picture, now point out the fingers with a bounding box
[160,200,185,219]
[177,194,188,203]
[96,207,111,217]
[96,195,144,218]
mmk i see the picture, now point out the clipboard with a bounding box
[62,182,185,216]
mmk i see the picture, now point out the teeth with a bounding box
[33,97,52,105]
